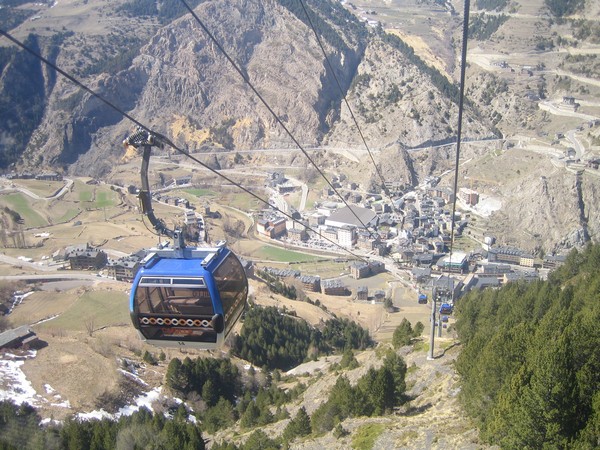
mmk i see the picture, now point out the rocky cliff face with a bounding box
[20,0,369,176]
[16,0,492,179]
[325,35,491,151]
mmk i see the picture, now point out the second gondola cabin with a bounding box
[130,243,248,349]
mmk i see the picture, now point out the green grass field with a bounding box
[352,423,386,450]
[95,190,117,208]
[76,182,94,202]
[36,290,130,333]
[1,193,48,227]
[251,245,326,263]
[184,188,216,197]
[224,191,263,211]
[56,208,81,223]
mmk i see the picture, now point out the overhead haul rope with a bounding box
[298,0,391,199]
[0,28,369,263]
[446,0,471,296]
[178,0,379,239]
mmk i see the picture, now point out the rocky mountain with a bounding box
[1,0,493,174]
[1,0,600,252]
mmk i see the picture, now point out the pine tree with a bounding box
[382,352,407,405]
[165,358,185,392]
[240,401,260,429]
[392,318,413,348]
[294,407,311,437]
[201,379,218,408]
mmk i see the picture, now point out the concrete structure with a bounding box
[288,228,308,242]
[350,261,385,279]
[107,255,142,281]
[542,254,567,270]
[436,252,468,273]
[479,263,513,275]
[356,286,368,300]
[488,246,535,267]
[36,172,63,181]
[337,225,356,248]
[0,326,41,350]
[459,188,479,206]
[299,275,321,292]
[65,244,107,270]
[502,272,539,284]
[325,205,378,230]
[321,279,348,296]
[357,231,380,251]
[257,217,287,238]
[321,227,338,243]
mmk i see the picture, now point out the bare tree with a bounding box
[85,316,95,337]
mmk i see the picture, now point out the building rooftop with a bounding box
[326,206,378,229]
[0,326,34,348]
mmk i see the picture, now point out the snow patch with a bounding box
[32,314,60,325]
[0,351,41,406]
[118,368,149,386]
[76,387,163,421]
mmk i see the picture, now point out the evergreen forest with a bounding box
[455,244,600,449]
[230,305,372,370]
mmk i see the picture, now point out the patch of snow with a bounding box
[51,399,71,408]
[76,409,114,421]
[31,315,60,325]
[76,387,163,421]
[118,368,148,386]
[1,352,189,425]
[40,418,62,427]
[0,351,41,406]
[117,387,161,416]
[9,291,34,313]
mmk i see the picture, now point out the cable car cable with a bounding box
[447,0,471,298]
[135,129,370,261]
[298,0,391,199]
[178,0,379,239]
[0,27,370,262]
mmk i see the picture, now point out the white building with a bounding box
[337,225,357,248]
[324,205,378,230]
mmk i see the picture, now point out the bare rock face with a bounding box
[366,144,418,192]
[480,166,597,253]
[325,36,491,151]
[23,0,494,179]
[25,0,367,176]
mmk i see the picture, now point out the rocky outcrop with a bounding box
[325,35,491,151]
[24,0,368,176]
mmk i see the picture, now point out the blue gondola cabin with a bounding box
[130,245,248,349]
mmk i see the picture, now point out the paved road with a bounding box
[538,101,599,122]
[0,178,74,200]
[566,130,585,160]
[0,273,112,282]
[0,253,57,272]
